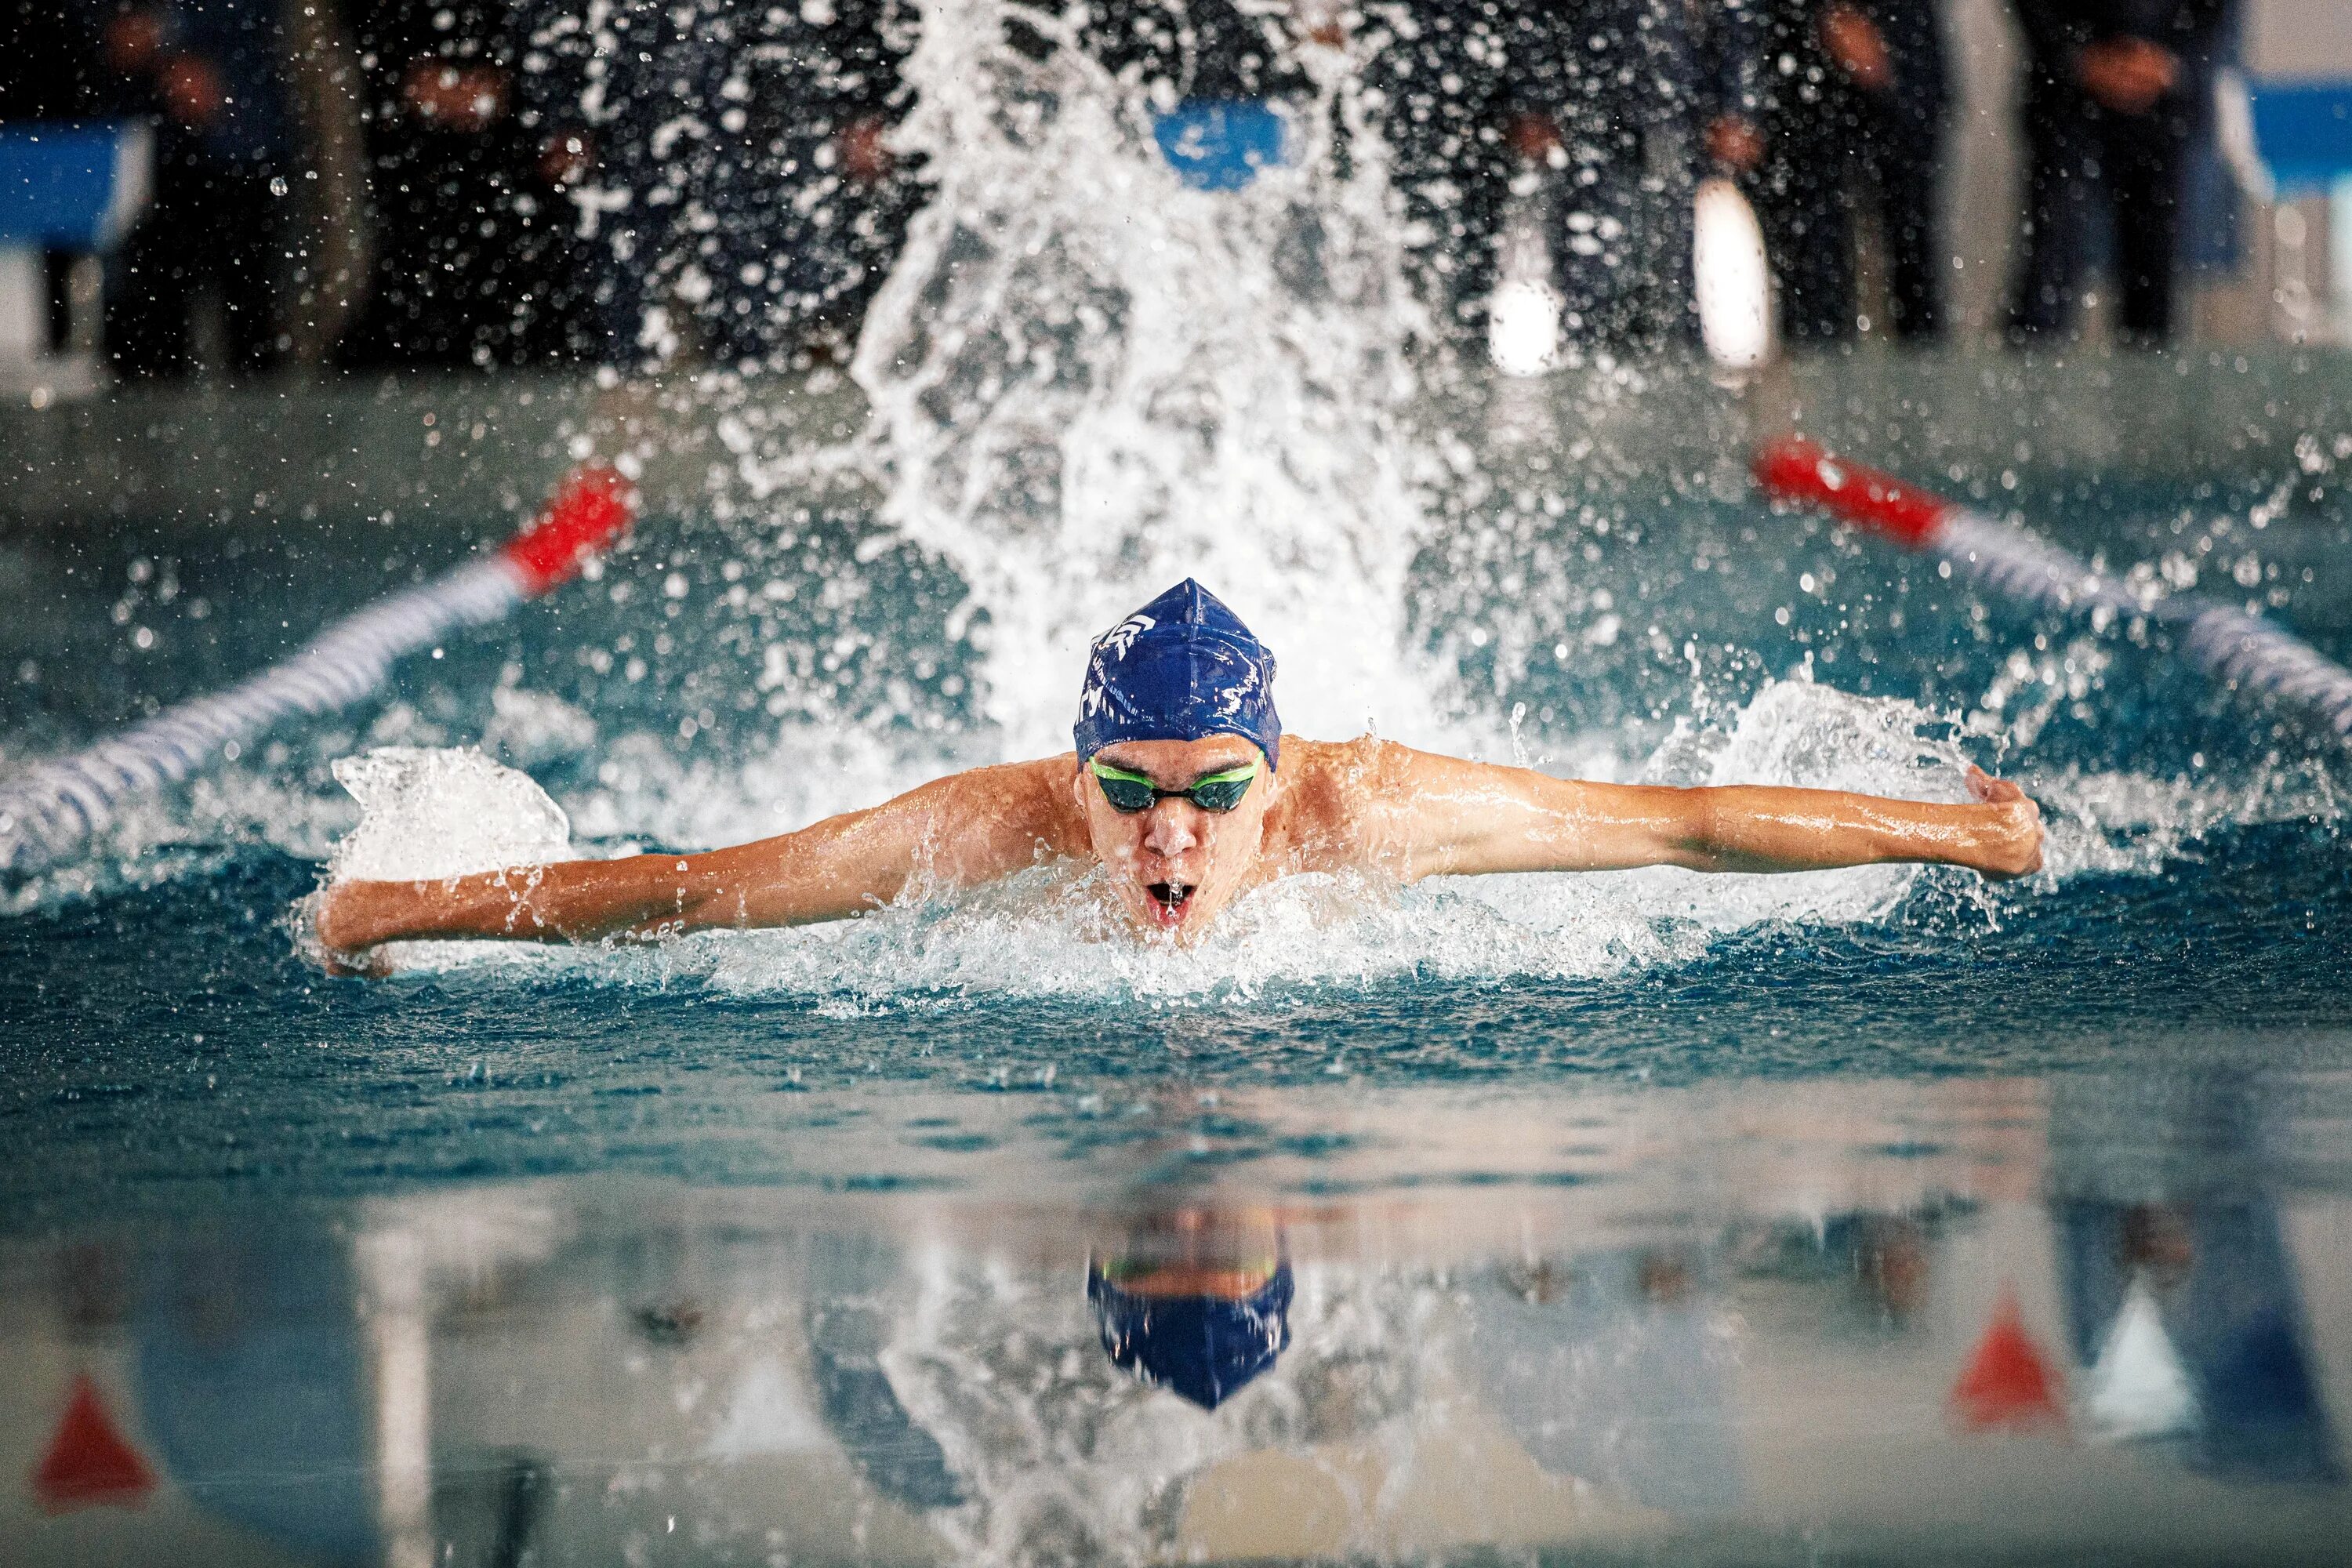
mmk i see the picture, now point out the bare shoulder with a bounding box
[1265,735,1418,868]
[989,752,1091,853]
[1280,734,1475,796]
[969,752,1083,793]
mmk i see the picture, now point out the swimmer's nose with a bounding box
[1142,804,1198,858]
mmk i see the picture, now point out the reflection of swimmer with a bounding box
[321,579,2045,959]
[795,1204,1435,1563]
[804,1233,965,1512]
[1088,1207,1294,1410]
[1466,1246,1741,1514]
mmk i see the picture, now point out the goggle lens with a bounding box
[1091,760,1258,815]
[1186,771,1256,812]
[1094,771,1160,813]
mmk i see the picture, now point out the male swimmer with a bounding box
[314,580,2043,960]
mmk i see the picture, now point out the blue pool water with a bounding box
[5,384,2352,1563]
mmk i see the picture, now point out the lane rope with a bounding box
[1754,436,2352,744]
[0,465,636,878]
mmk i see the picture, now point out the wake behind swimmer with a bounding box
[313,579,2045,963]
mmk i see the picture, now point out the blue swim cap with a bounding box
[1073,580,1282,770]
[1087,1259,1294,1410]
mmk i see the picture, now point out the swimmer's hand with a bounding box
[310,883,401,975]
[1960,764,2044,881]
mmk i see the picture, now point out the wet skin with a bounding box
[315,735,2044,960]
[1072,738,1276,936]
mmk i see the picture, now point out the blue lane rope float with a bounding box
[1755,436,2352,744]
[0,466,636,879]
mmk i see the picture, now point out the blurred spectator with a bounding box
[2175,0,2243,287]
[515,0,914,372]
[2006,0,2228,347]
[89,0,298,379]
[1497,0,1733,350]
[1366,0,1513,336]
[1370,0,1769,354]
[1740,0,1949,342]
[2,3,102,120]
[336,0,583,367]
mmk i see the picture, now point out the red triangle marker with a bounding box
[1951,1290,2065,1432]
[32,1375,155,1513]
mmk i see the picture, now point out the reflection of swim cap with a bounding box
[1087,1258,1294,1410]
[1073,580,1282,770]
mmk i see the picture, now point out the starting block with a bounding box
[0,122,151,402]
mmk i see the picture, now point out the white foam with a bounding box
[328,746,573,882]
[317,746,577,971]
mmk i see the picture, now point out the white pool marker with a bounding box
[1755,436,2352,743]
[1693,177,1773,372]
[0,466,636,878]
[2080,1278,2201,1443]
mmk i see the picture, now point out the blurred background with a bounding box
[3,0,2349,403]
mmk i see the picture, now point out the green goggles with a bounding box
[1088,758,1260,815]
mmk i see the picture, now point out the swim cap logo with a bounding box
[1098,614,1156,662]
[1214,659,1258,717]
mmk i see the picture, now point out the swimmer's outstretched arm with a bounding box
[1344,742,2042,883]
[313,758,1084,956]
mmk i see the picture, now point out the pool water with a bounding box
[5,396,2352,1563]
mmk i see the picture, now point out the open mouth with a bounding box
[1144,880,1196,925]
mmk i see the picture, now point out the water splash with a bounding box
[802,0,1445,752]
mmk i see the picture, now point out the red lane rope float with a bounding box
[0,463,637,879]
[1754,435,2352,744]
[502,463,636,594]
[1751,434,1953,550]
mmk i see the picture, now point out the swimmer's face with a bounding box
[1075,736,1274,942]
[1096,1205,1286,1298]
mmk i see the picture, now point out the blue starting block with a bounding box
[1152,100,1290,193]
[2218,71,2352,342]
[1,122,152,249]
[2245,81,2352,195]
[0,122,151,399]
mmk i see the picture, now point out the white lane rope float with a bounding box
[0,465,637,878]
[1755,436,2352,742]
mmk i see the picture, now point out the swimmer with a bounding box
[314,579,2043,960]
